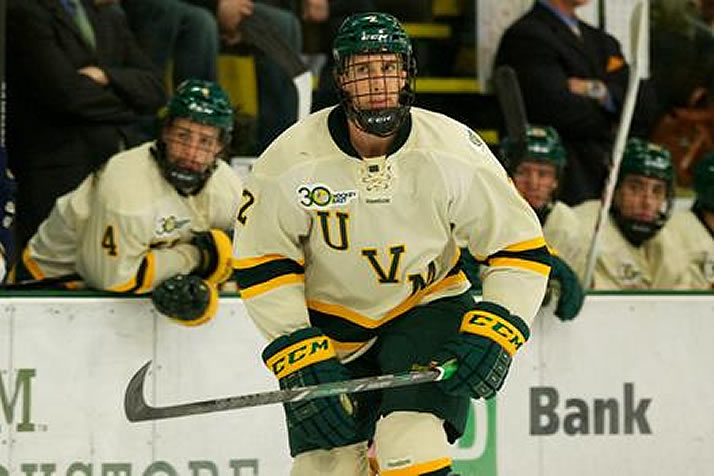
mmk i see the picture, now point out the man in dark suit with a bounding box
[6,0,166,249]
[494,0,629,206]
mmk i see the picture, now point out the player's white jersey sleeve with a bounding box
[543,201,587,276]
[439,127,549,325]
[667,210,714,289]
[233,161,313,340]
[22,173,94,280]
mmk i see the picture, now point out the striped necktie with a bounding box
[65,0,96,49]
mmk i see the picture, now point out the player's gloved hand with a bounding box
[151,274,218,326]
[191,229,234,285]
[432,301,529,400]
[549,255,585,321]
[262,327,359,455]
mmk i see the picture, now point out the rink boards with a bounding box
[0,293,713,476]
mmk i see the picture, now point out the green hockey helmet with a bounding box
[333,12,416,137]
[693,152,714,211]
[500,125,567,174]
[161,79,234,134]
[612,138,675,245]
[617,138,675,185]
[156,79,234,194]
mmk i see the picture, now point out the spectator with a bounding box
[575,138,686,289]
[666,152,714,289]
[501,125,585,320]
[6,0,166,250]
[494,0,629,206]
[17,80,242,324]
[290,0,376,111]
[120,0,220,86]
[122,0,305,154]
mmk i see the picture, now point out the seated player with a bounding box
[666,152,714,289]
[501,125,586,320]
[17,80,242,324]
[575,138,686,289]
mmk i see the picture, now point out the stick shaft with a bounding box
[125,360,456,422]
[583,1,647,288]
[2,273,82,290]
[493,65,529,163]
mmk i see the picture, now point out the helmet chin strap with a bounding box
[151,142,216,196]
[610,207,663,247]
[350,107,405,137]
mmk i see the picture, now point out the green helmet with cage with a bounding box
[500,125,567,175]
[693,151,714,212]
[612,138,675,245]
[332,12,416,137]
[617,138,675,185]
[155,79,234,193]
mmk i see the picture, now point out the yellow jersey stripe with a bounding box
[503,236,547,252]
[239,273,304,299]
[235,254,305,269]
[307,272,469,329]
[489,257,550,276]
[22,247,46,280]
[108,277,137,293]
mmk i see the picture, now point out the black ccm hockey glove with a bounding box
[192,229,234,285]
[262,327,359,456]
[151,274,218,326]
[433,301,529,399]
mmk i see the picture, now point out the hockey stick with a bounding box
[582,0,648,288]
[124,359,458,422]
[492,65,529,165]
[2,273,82,290]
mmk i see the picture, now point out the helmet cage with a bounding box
[612,139,675,245]
[333,13,416,137]
[156,80,233,194]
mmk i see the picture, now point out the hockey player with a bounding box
[667,153,714,288]
[18,79,242,324]
[501,125,585,320]
[575,138,685,289]
[233,13,550,476]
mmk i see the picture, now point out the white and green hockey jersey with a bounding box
[542,200,587,276]
[575,200,687,290]
[23,142,243,292]
[234,106,550,351]
[667,210,714,289]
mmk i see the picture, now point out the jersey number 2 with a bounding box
[237,189,255,225]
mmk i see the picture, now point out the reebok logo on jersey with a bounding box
[155,215,191,236]
[297,184,358,208]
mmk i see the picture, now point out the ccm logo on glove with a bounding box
[460,310,527,355]
[265,336,336,379]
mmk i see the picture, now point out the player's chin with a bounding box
[175,161,209,173]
